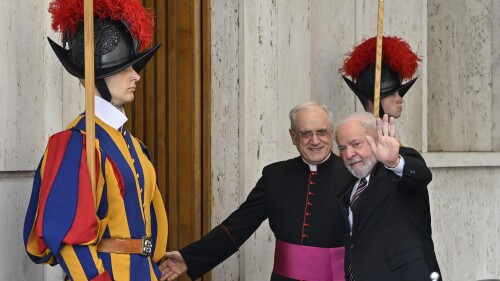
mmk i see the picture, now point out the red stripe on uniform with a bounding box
[90,271,112,281]
[108,157,125,199]
[64,136,99,243]
[36,131,73,252]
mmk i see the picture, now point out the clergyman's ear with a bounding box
[289,129,297,145]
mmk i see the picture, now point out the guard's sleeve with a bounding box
[179,172,269,280]
[23,130,111,281]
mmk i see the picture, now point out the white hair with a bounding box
[289,101,334,130]
[335,112,377,138]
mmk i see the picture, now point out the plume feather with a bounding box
[48,0,155,51]
[339,36,421,81]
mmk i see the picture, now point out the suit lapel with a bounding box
[336,176,357,237]
[350,163,394,237]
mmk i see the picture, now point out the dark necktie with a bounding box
[350,178,368,207]
[347,177,368,281]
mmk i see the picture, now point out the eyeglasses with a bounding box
[294,128,332,140]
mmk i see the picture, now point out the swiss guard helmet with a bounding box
[339,36,421,117]
[47,0,159,102]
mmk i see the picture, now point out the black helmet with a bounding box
[342,64,417,101]
[48,18,159,79]
[47,0,159,102]
[340,36,421,116]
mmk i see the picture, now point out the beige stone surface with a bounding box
[493,1,500,152]
[210,0,241,279]
[428,0,493,152]
[239,0,280,278]
[0,174,44,280]
[0,0,55,171]
[429,167,500,280]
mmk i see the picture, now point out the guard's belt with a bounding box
[97,237,153,256]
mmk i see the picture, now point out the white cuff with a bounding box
[385,155,404,177]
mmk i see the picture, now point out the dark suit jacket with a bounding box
[179,153,354,280]
[337,147,441,281]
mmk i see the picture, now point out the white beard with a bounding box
[345,154,377,178]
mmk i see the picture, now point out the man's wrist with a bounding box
[385,155,401,169]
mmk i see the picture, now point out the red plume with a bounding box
[48,0,155,51]
[339,36,421,81]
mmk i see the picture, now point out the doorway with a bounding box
[125,1,212,280]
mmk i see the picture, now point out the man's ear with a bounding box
[289,129,297,145]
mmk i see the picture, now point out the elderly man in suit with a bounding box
[335,112,441,281]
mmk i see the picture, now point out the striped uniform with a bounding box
[24,115,168,281]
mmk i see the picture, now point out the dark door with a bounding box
[125,1,212,280]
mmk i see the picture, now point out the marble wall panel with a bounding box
[311,1,357,132]
[0,174,44,280]
[493,1,500,152]
[239,0,279,278]
[275,0,311,159]
[210,0,241,279]
[0,0,57,171]
[429,167,500,280]
[427,0,493,152]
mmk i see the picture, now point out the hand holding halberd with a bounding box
[365,114,400,167]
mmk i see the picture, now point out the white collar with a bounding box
[94,96,128,130]
[307,164,317,172]
[302,153,332,171]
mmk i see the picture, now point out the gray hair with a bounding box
[289,101,334,130]
[335,112,377,138]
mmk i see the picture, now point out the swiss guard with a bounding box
[23,0,168,280]
[340,36,421,118]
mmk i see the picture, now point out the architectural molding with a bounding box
[423,152,500,168]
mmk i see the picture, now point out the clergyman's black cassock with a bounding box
[179,153,354,280]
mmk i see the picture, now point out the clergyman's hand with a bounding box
[158,251,188,281]
[365,114,400,167]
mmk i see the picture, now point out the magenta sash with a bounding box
[273,239,345,281]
